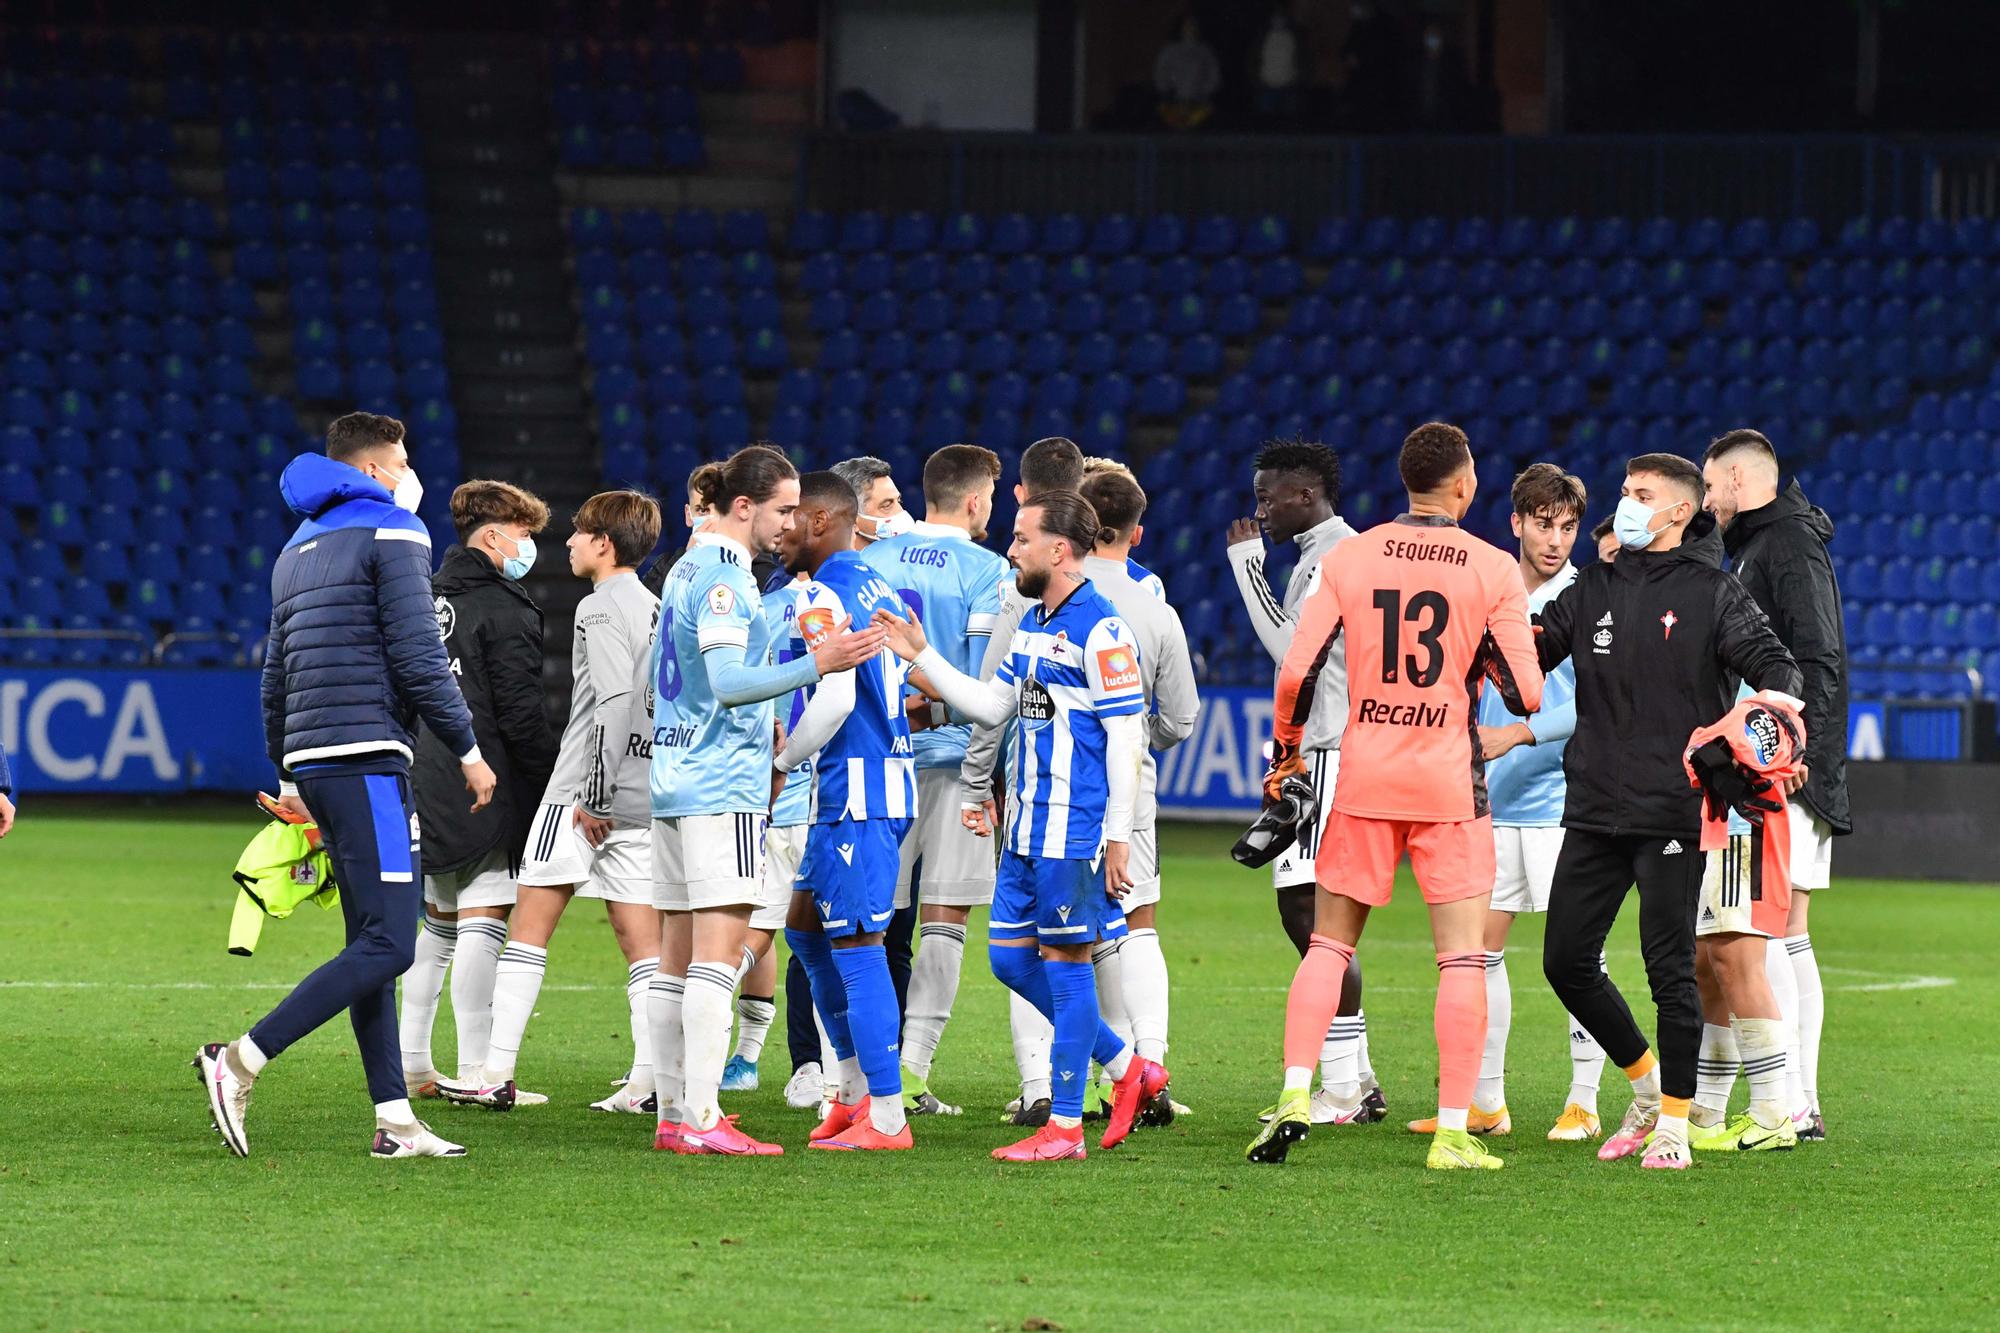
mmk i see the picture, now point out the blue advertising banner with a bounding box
[0,669,268,794]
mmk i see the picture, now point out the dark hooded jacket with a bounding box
[1535,513,1802,839]
[1720,482,1852,835]
[414,545,557,875]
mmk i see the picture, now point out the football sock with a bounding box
[1733,1015,1789,1126]
[1764,935,1808,1117]
[1786,932,1823,1112]
[482,940,547,1083]
[1694,1022,1739,1125]
[647,972,686,1124]
[1477,949,1510,1110]
[1281,934,1354,1078]
[397,913,456,1074]
[1624,1051,1662,1108]
[836,1055,865,1105]
[1437,1107,1469,1133]
[900,920,968,1081]
[1120,927,1171,1063]
[1356,1011,1377,1087]
[786,927,856,1065]
[1436,952,1487,1122]
[680,961,736,1131]
[1010,990,1052,1103]
[625,957,658,1096]
[736,943,757,981]
[1566,949,1608,1109]
[374,1098,415,1127]
[832,944,902,1116]
[1044,959,1101,1121]
[1321,1015,1363,1100]
[1091,937,1133,1050]
[734,993,776,1063]
[231,1034,268,1078]
[449,917,507,1080]
[1656,1095,1691,1144]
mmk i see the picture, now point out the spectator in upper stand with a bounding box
[1156,13,1223,131]
[1414,18,1480,132]
[1254,8,1304,129]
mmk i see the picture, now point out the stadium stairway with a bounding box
[413,36,594,693]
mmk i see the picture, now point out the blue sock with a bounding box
[1045,959,1101,1120]
[785,926,853,1061]
[831,944,901,1102]
[989,943,1054,1020]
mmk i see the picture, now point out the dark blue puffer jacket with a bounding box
[260,454,477,776]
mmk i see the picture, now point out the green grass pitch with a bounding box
[2,806,1995,1331]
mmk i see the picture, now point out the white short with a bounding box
[756,823,807,931]
[1697,832,1785,938]
[1121,824,1161,910]
[652,812,766,912]
[1491,825,1564,914]
[1273,748,1338,890]
[893,767,998,909]
[1788,799,1833,891]
[519,800,654,904]
[424,847,516,913]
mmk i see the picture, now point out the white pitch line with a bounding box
[0,980,621,993]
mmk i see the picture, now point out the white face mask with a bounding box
[859,509,915,542]
[384,466,423,514]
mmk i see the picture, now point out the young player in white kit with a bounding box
[436,492,667,1113]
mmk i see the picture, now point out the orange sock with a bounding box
[1434,952,1487,1113]
[1623,1050,1658,1082]
[1660,1095,1691,1120]
[1282,935,1354,1072]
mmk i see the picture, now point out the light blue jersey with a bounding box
[764,578,814,828]
[797,551,918,821]
[1481,562,1578,828]
[996,582,1146,859]
[650,536,776,818]
[861,520,1008,770]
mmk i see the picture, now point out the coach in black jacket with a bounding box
[1533,453,1800,1162]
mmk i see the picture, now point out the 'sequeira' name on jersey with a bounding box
[1356,698,1449,727]
[654,721,697,748]
[1381,537,1468,565]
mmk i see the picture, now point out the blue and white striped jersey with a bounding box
[995,581,1147,859]
[1125,556,1166,601]
[861,520,1009,770]
[649,535,776,819]
[798,551,918,823]
[763,577,814,828]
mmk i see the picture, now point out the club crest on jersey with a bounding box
[1097,645,1140,691]
[1047,630,1071,661]
[707,584,736,617]
[799,607,836,648]
[1592,611,1613,654]
[1660,609,1679,639]
[434,596,456,640]
[409,812,421,843]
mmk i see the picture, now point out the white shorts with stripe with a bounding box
[424,847,516,912]
[1273,748,1338,890]
[1787,799,1833,891]
[894,767,998,910]
[756,822,807,931]
[652,812,766,912]
[519,800,652,904]
[1491,825,1564,914]
[1120,824,1162,909]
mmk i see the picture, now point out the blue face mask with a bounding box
[501,534,536,581]
[1613,495,1679,551]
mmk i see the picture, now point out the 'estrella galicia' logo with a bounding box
[434,596,456,640]
[1744,708,1781,766]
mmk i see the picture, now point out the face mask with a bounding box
[1613,495,1678,551]
[859,509,914,542]
[385,467,423,514]
[500,534,536,581]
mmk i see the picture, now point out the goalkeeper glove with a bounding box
[1687,739,1783,826]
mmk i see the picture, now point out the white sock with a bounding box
[1477,949,1509,1110]
[1786,932,1823,1113]
[734,993,776,1063]
[233,1034,269,1077]
[1436,1106,1469,1133]
[1566,1006,1606,1111]
[1010,989,1052,1103]
[648,972,686,1124]
[681,961,736,1130]
[1120,927,1171,1063]
[869,1088,908,1135]
[625,957,658,1096]
[901,920,967,1080]
[837,1054,866,1104]
[1694,1022,1739,1124]
[1356,1010,1376,1086]
[450,917,507,1080]
[374,1097,415,1127]
[1655,1111,1689,1144]
[1283,1065,1313,1093]
[1320,1015,1363,1100]
[397,913,456,1074]
[481,940,547,1083]
[1091,937,1132,1051]
[1733,1015,1789,1126]
[1764,935,1808,1118]
[1629,1062,1661,1108]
